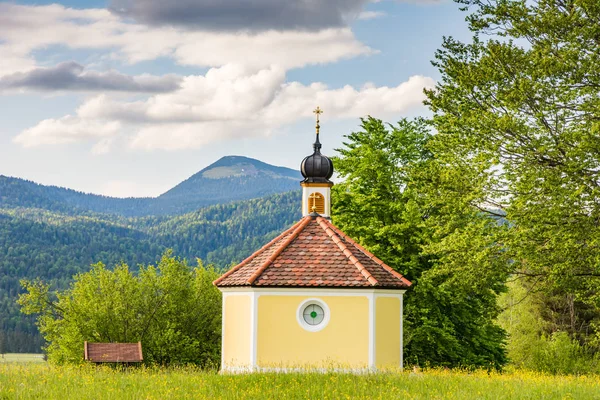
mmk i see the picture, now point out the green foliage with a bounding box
[18,252,221,366]
[499,281,600,375]
[0,191,301,352]
[425,0,600,362]
[332,117,507,369]
[498,281,547,369]
[529,332,600,375]
[0,155,301,352]
[332,117,431,281]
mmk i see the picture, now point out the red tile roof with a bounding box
[214,216,412,289]
[84,342,143,363]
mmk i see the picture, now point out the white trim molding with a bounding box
[219,287,406,296]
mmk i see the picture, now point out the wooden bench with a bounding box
[84,341,143,363]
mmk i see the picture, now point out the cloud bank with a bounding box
[14,65,435,151]
[0,62,182,93]
[1,2,438,153]
[0,3,373,70]
[109,0,369,31]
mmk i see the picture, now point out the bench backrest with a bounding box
[84,341,143,363]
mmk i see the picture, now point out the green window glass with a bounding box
[302,304,325,326]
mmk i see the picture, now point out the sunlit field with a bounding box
[0,364,599,399]
[0,354,45,363]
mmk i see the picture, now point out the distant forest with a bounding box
[0,190,301,353]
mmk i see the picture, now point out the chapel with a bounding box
[213,107,412,371]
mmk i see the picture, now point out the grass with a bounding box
[0,354,45,363]
[1,364,599,399]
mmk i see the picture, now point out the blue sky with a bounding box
[0,0,471,197]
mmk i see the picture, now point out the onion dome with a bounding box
[301,107,334,184]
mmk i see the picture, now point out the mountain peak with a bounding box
[158,155,302,203]
[210,155,259,167]
[196,156,300,180]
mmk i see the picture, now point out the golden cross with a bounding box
[313,106,323,122]
[313,106,323,135]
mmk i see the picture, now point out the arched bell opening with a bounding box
[308,192,325,214]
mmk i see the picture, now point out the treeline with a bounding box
[0,176,152,216]
[0,191,301,352]
[149,193,301,264]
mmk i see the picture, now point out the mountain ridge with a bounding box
[0,156,302,217]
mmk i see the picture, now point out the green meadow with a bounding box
[0,363,599,400]
[0,354,45,363]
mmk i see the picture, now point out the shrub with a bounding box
[18,251,221,367]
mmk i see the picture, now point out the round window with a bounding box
[297,299,330,332]
[303,304,325,326]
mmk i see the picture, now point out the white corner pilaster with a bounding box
[400,293,404,370]
[250,292,259,371]
[220,291,227,371]
[368,293,376,369]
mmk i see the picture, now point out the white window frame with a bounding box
[296,298,330,332]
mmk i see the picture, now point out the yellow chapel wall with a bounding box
[222,294,252,369]
[375,296,401,369]
[257,295,369,368]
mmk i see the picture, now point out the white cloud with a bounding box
[0,3,373,72]
[14,116,121,147]
[263,75,434,125]
[15,66,435,151]
[0,45,36,76]
[91,138,115,155]
[358,11,387,20]
[79,65,287,123]
[130,120,261,151]
[171,29,375,69]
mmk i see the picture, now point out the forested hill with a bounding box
[0,190,302,353]
[0,156,302,217]
[0,156,303,353]
[0,176,152,217]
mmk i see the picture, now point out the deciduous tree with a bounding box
[332,117,507,368]
[426,0,600,349]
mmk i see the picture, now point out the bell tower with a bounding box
[300,107,334,218]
